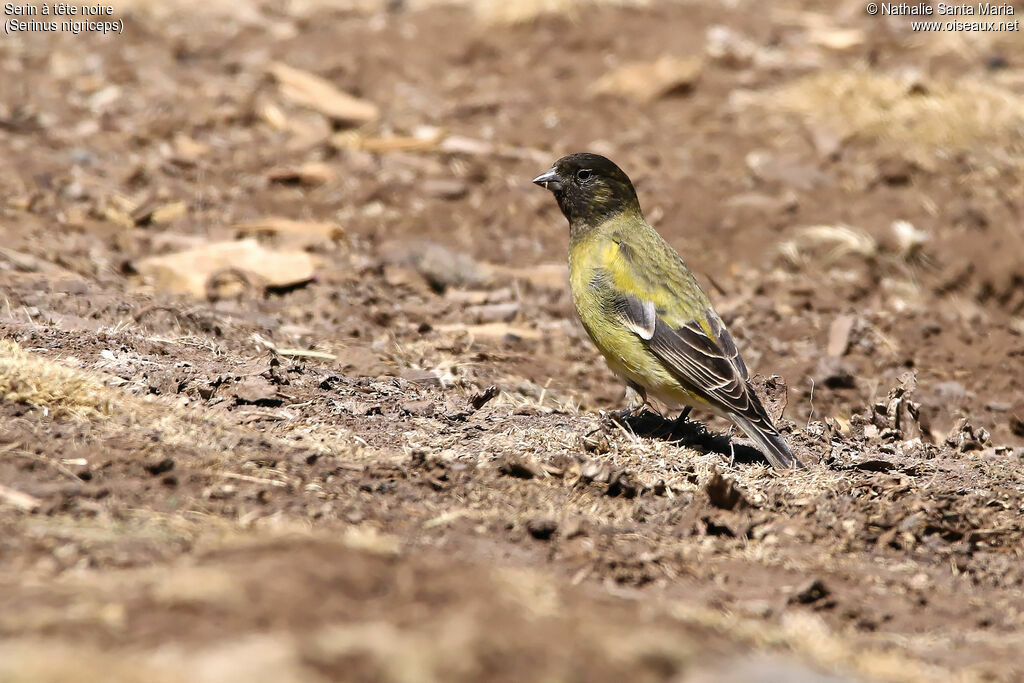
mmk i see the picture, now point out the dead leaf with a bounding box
[827,314,855,357]
[257,101,288,130]
[433,322,541,341]
[132,200,187,226]
[133,239,316,298]
[0,483,41,512]
[150,201,188,224]
[591,56,702,102]
[331,130,444,153]
[275,348,336,361]
[233,218,344,241]
[267,162,334,186]
[807,28,864,50]
[438,135,548,162]
[102,202,135,229]
[171,133,209,162]
[268,62,379,125]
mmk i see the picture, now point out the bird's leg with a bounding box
[662,406,693,440]
[604,381,647,425]
[727,425,736,467]
[626,381,648,412]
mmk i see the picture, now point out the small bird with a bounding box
[533,153,802,470]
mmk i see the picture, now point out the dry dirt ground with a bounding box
[2,0,1024,680]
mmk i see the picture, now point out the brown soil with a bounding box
[2,1,1023,681]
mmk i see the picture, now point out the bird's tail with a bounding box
[730,415,803,470]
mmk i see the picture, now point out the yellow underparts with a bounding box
[569,229,710,410]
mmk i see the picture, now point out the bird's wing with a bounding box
[599,231,763,419]
[615,294,656,340]
[618,292,766,420]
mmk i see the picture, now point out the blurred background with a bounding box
[3,0,1022,442]
[2,0,1024,680]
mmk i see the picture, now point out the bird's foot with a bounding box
[673,406,693,427]
[663,407,703,442]
[584,407,642,439]
[602,405,643,427]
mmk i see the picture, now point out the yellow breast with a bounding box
[568,233,703,409]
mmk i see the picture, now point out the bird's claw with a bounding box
[602,406,641,427]
[662,406,699,441]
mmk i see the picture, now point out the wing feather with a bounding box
[618,294,767,421]
[598,232,800,467]
[616,295,656,340]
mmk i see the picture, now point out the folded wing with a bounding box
[618,293,760,418]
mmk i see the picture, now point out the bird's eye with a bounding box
[576,169,592,182]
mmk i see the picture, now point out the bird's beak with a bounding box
[532,168,562,192]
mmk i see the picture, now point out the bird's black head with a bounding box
[533,153,641,231]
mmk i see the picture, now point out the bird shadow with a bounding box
[608,409,768,467]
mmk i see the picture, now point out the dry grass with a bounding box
[756,70,1024,156]
[0,340,111,418]
[0,332,996,682]
[778,224,878,267]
